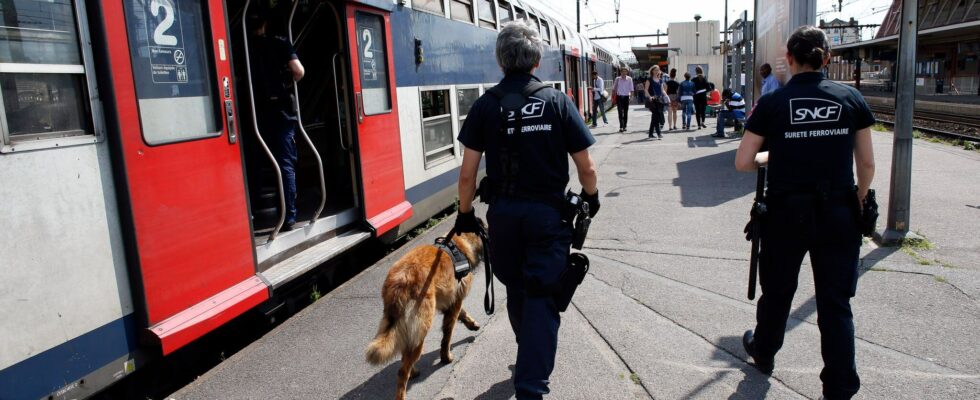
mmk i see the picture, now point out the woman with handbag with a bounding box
[645,65,666,139]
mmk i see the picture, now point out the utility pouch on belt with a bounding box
[553,253,590,312]
[858,188,879,238]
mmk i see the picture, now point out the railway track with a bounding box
[869,105,980,142]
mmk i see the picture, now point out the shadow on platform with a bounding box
[672,149,754,207]
[339,336,476,400]
[678,335,775,399]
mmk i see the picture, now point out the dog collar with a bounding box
[434,237,472,280]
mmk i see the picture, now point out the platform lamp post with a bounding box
[880,0,917,245]
[694,14,702,56]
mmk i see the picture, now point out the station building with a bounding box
[829,0,980,97]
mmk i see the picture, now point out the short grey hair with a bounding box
[496,21,543,75]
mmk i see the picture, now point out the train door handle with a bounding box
[225,100,237,144]
[355,92,364,123]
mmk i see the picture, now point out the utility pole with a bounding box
[723,0,729,90]
[881,0,917,245]
[577,0,581,33]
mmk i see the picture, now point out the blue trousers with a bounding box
[591,97,607,126]
[259,115,298,224]
[715,110,743,136]
[681,100,694,128]
[488,197,572,400]
[755,194,861,399]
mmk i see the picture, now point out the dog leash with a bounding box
[446,226,494,315]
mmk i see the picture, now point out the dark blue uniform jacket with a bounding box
[457,73,595,200]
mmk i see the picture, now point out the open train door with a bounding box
[101,0,266,354]
[345,3,412,236]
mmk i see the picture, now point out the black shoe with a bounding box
[658,133,663,139]
[711,133,725,138]
[648,133,653,138]
[742,330,774,374]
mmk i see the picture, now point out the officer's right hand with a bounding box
[581,189,600,218]
[453,209,481,234]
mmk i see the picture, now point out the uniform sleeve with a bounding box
[744,93,773,138]
[851,90,876,130]
[457,96,489,152]
[559,92,596,153]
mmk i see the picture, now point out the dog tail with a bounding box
[366,308,399,365]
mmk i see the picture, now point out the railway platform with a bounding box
[169,106,980,400]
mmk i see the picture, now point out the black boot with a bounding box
[742,330,774,374]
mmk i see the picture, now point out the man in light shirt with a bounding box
[612,68,634,132]
[760,63,781,96]
[590,71,608,127]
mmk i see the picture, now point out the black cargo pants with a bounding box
[753,192,862,400]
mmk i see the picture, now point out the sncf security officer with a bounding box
[248,12,305,230]
[735,26,875,400]
[454,22,599,400]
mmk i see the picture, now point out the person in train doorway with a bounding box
[454,21,600,400]
[735,26,876,400]
[712,88,745,138]
[248,12,306,231]
[612,67,634,132]
[691,66,709,129]
[589,71,608,128]
[760,63,782,96]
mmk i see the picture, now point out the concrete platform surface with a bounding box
[169,105,980,400]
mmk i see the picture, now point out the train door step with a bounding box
[259,228,372,290]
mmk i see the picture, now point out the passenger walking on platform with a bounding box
[248,13,305,230]
[678,72,695,130]
[590,71,608,127]
[612,67,634,132]
[692,66,709,129]
[735,26,876,400]
[666,68,680,130]
[455,21,600,400]
[760,63,781,96]
[712,89,745,138]
[645,65,665,139]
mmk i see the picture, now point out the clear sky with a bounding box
[520,0,895,57]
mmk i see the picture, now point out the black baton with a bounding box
[747,167,766,300]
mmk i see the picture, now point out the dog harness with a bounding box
[434,236,473,281]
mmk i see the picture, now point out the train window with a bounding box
[123,0,221,145]
[540,20,551,45]
[450,0,473,23]
[553,25,562,46]
[420,89,454,166]
[356,12,392,115]
[415,0,445,16]
[0,0,94,149]
[477,0,496,30]
[514,7,526,21]
[497,0,513,24]
[456,87,478,134]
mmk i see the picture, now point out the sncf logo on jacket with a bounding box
[506,97,547,121]
[790,98,842,124]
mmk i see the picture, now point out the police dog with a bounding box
[365,223,485,400]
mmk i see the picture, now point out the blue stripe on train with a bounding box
[0,314,137,399]
[390,8,566,88]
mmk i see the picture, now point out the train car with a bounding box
[0,1,621,399]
